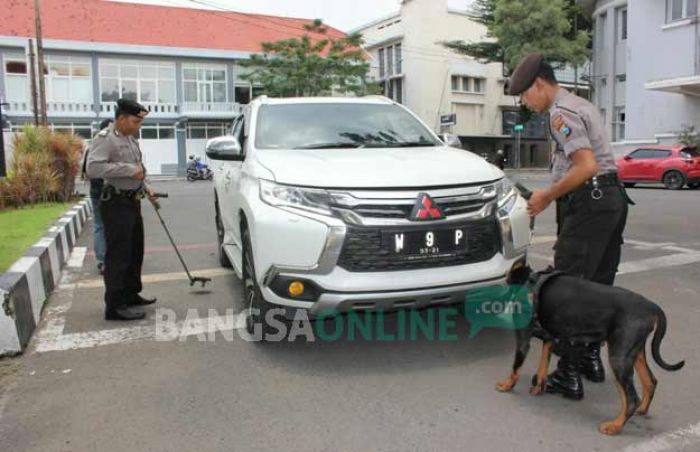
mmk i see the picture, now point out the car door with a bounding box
[218,115,245,247]
[621,149,650,180]
[649,149,672,180]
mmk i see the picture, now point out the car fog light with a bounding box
[288,281,305,297]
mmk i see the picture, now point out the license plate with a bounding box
[382,227,468,258]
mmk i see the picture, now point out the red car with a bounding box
[616,145,700,190]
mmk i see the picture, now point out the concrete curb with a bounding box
[0,199,92,356]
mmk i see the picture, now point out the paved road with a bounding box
[1,178,699,452]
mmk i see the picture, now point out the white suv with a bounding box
[206,96,531,333]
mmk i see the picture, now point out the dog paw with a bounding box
[495,380,515,392]
[529,384,544,396]
[598,421,623,436]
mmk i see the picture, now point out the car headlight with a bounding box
[259,180,333,216]
[495,177,517,213]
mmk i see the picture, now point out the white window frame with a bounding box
[138,122,176,140]
[182,63,228,104]
[45,55,92,103]
[377,43,403,80]
[47,122,93,139]
[667,0,698,22]
[451,75,485,94]
[4,53,29,103]
[186,122,228,139]
[613,106,626,141]
[617,7,627,41]
[99,59,176,105]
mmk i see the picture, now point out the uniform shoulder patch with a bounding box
[553,114,572,139]
[98,129,109,137]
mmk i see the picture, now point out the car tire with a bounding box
[242,228,281,342]
[623,182,636,188]
[662,171,685,190]
[687,182,700,190]
[215,200,232,268]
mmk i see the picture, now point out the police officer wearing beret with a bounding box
[86,99,157,321]
[508,53,632,400]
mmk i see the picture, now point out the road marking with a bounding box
[35,312,246,353]
[86,242,217,256]
[623,421,700,452]
[618,252,700,275]
[530,235,557,245]
[76,267,233,289]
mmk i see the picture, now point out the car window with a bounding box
[681,148,700,158]
[628,149,651,159]
[254,103,441,150]
[650,150,671,159]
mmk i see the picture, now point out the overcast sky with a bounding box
[112,0,474,31]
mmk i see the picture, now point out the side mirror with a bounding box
[205,136,243,161]
[623,155,632,161]
[440,133,462,149]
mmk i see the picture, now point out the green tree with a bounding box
[239,20,374,97]
[443,0,590,72]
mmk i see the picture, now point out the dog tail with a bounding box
[651,307,685,371]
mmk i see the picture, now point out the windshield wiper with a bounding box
[365,141,436,148]
[293,142,364,149]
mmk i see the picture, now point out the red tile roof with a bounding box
[1,0,346,52]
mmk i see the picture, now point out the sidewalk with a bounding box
[504,168,550,181]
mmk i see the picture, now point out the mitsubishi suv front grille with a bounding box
[337,216,501,272]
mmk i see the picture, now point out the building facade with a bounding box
[583,0,700,153]
[354,0,590,167]
[1,0,343,175]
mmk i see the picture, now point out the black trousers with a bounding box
[554,184,629,286]
[101,195,144,309]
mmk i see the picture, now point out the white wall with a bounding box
[140,139,178,175]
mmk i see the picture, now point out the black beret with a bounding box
[508,53,543,96]
[116,98,149,118]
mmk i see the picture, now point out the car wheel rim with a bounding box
[667,174,681,188]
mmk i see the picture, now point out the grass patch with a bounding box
[0,202,72,273]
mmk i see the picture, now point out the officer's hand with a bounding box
[145,187,157,203]
[527,189,553,217]
[133,165,145,180]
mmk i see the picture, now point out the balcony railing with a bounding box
[100,102,179,115]
[47,101,94,114]
[181,102,241,115]
[3,101,95,116]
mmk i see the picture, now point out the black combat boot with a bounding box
[544,341,584,400]
[579,342,605,382]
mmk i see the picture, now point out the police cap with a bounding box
[507,53,544,96]
[115,98,149,118]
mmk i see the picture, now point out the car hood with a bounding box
[253,146,503,188]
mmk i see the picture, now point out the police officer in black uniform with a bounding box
[86,99,157,321]
[508,54,631,400]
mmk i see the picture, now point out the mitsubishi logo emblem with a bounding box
[410,193,444,221]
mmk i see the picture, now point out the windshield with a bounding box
[255,103,441,150]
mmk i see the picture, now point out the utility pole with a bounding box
[0,102,7,178]
[34,0,48,125]
[28,39,40,126]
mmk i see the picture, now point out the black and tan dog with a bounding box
[495,265,685,435]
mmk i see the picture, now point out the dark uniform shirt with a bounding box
[549,89,617,183]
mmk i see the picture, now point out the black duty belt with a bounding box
[101,185,143,201]
[582,172,619,188]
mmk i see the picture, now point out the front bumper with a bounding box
[250,192,530,315]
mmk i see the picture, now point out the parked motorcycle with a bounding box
[186,155,213,181]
